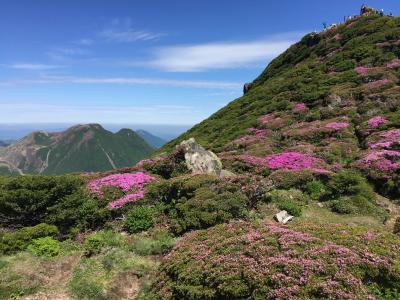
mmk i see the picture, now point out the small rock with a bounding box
[317,202,324,208]
[274,210,294,224]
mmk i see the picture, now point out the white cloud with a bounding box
[0,75,241,90]
[0,102,202,124]
[100,29,161,42]
[74,38,94,46]
[8,63,62,70]
[46,47,90,61]
[99,18,162,42]
[150,35,299,72]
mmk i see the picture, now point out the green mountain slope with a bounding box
[136,129,166,148]
[162,13,400,152]
[0,124,154,175]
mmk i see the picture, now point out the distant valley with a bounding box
[0,124,157,175]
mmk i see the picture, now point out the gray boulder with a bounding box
[274,210,294,224]
[178,138,223,176]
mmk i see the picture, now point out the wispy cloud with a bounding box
[46,47,90,61]
[73,38,94,46]
[0,75,241,90]
[150,34,301,72]
[99,18,162,42]
[8,63,62,70]
[0,102,201,124]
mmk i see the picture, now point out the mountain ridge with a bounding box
[0,123,154,175]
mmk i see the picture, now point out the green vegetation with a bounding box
[0,124,154,176]
[145,220,400,299]
[123,206,155,234]
[27,237,61,257]
[0,223,59,254]
[0,175,111,234]
[1,10,400,300]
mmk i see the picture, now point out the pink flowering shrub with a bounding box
[363,79,391,90]
[232,128,267,146]
[237,152,328,173]
[387,58,400,69]
[359,150,400,172]
[291,102,307,113]
[354,66,369,74]
[356,129,400,178]
[324,122,349,130]
[88,172,154,209]
[257,113,287,129]
[148,220,400,299]
[283,117,351,141]
[368,128,400,149]
[367,116,388,128]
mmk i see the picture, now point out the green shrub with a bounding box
[268,169,317,189]
[324,171,386,218]
[0,223,59,254]
[330,197,355,214]
[278,201,302,217]
[84,234,105,256]
[124,206,155,234]
[131,230,174,255]
[168,187,248,235]
[265,189,307,217]
[394,217,400,235]
[0,175,111,234]
[266,189,307,204]
[326,170,375,201]
[305,180,326,200]
[27,237,60,257]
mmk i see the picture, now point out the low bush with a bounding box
[324,170,386,218]
[0,175,111,234]
[84,235,105,256]
[278,200,302,217]
[265,189,307,216]
[0,223,59,254]
[130,230,174,256]
[27,237,60,257]
[394,217,400,235]
[305,180,326,200]
[147,220,400,299]
[123,206,155,234]
[167,187,248,235]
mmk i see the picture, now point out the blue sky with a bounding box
[1,0,399,125]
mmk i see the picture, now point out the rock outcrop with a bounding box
[243,83,253,94]
[178,138,223,176]
[274,210,294,224]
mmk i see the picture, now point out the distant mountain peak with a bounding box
[0,123,154,175]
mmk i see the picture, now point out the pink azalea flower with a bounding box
[354,66,369,74]
[367,116,388,128]
[87,172,154,209]
[324,122,349,130]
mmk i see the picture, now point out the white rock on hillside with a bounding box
[178,138,223,176]
[274,210,294,224]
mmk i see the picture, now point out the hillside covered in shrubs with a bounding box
[1,8,400,300]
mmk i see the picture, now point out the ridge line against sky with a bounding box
[1,0,399,125]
